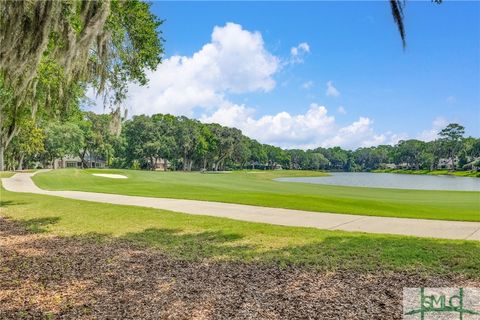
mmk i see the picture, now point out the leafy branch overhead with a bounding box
[0,0,164,170]
[390,0,442,48]
[0,0,163,106]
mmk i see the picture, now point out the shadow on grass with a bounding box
[1,214,479,276]
[1,216,479,320]
[21,217,61,233]
[260,235,480,275]
[124,228,253,260]
[120,226,480,277]
[0,200,28,208]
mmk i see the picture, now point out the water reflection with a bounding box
[275,172,480,191]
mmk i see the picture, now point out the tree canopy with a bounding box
[0,0,164,170]
[6,110,479,176]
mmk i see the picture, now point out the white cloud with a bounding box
[201,103,334,149]
[387,132,409,145]
[84,23,438,151]
[326,81,340,97]
[82,88,112,114]
[322,117,382,148]
[290,42,310,56]
[201,103,399,150]
[289,42,310,64]
[446,96,457,104]
[302,81,314,89]
[125,22,279,116]
[362,134,387,147]
[433,117,448,128]
[417,117,448,141]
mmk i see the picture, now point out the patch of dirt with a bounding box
[0,217,477,320]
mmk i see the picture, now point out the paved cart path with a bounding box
[2,171,479,240]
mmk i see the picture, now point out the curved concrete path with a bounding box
[2,171,479,241]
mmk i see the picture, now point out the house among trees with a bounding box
[154,158,169,171]
[50,151,106,169]
[437,158,458,170]
[4,109,479,174]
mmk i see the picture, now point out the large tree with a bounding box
[176,117,202,171]
[209,125,243,171]
[77,112,117,168]
[42,122,84,168]
[0,0,164,170]
[438,123,465,170]
[4,120,45,171]
[248,140,267,170]
[122,115,156,169]
[394,140,426,170]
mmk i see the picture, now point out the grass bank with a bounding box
[0,171,15,178]
[1,187,479,277]
[32,169,480,221]
[372,168,480,177]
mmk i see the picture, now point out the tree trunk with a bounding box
[0,112,3,171]
[0,145,4,172]
[79,149,88,168]
[150,156,155,170]
[183,152,187,171]
[0,124,19,171]
[17,153,25,170]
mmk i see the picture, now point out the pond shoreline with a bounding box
[370,169,479,178]
[276,172,480,192]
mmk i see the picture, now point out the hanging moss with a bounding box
[0,0,163,170]
[0,0,111,107]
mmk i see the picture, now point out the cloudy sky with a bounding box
[87,1,479,150]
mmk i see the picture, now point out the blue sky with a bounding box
[114,1,479,149]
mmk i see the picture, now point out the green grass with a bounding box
[373,168,480,177]
[32,169,480,221]
[1,187,479,277]
[0,170,37,178]
[0,171,15,178]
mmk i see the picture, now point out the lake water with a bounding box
[275,172,480,191]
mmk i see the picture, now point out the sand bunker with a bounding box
[92,173,127,179]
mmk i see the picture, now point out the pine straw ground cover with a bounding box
[1,218,479,320]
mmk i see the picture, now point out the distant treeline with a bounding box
[5,112,480,172]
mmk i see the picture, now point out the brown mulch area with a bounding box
[0,217,477,320]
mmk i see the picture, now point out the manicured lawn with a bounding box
[1,187,479,277]
[32,169,480,221]
[0,170,36,178]
[0,171,15,178]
